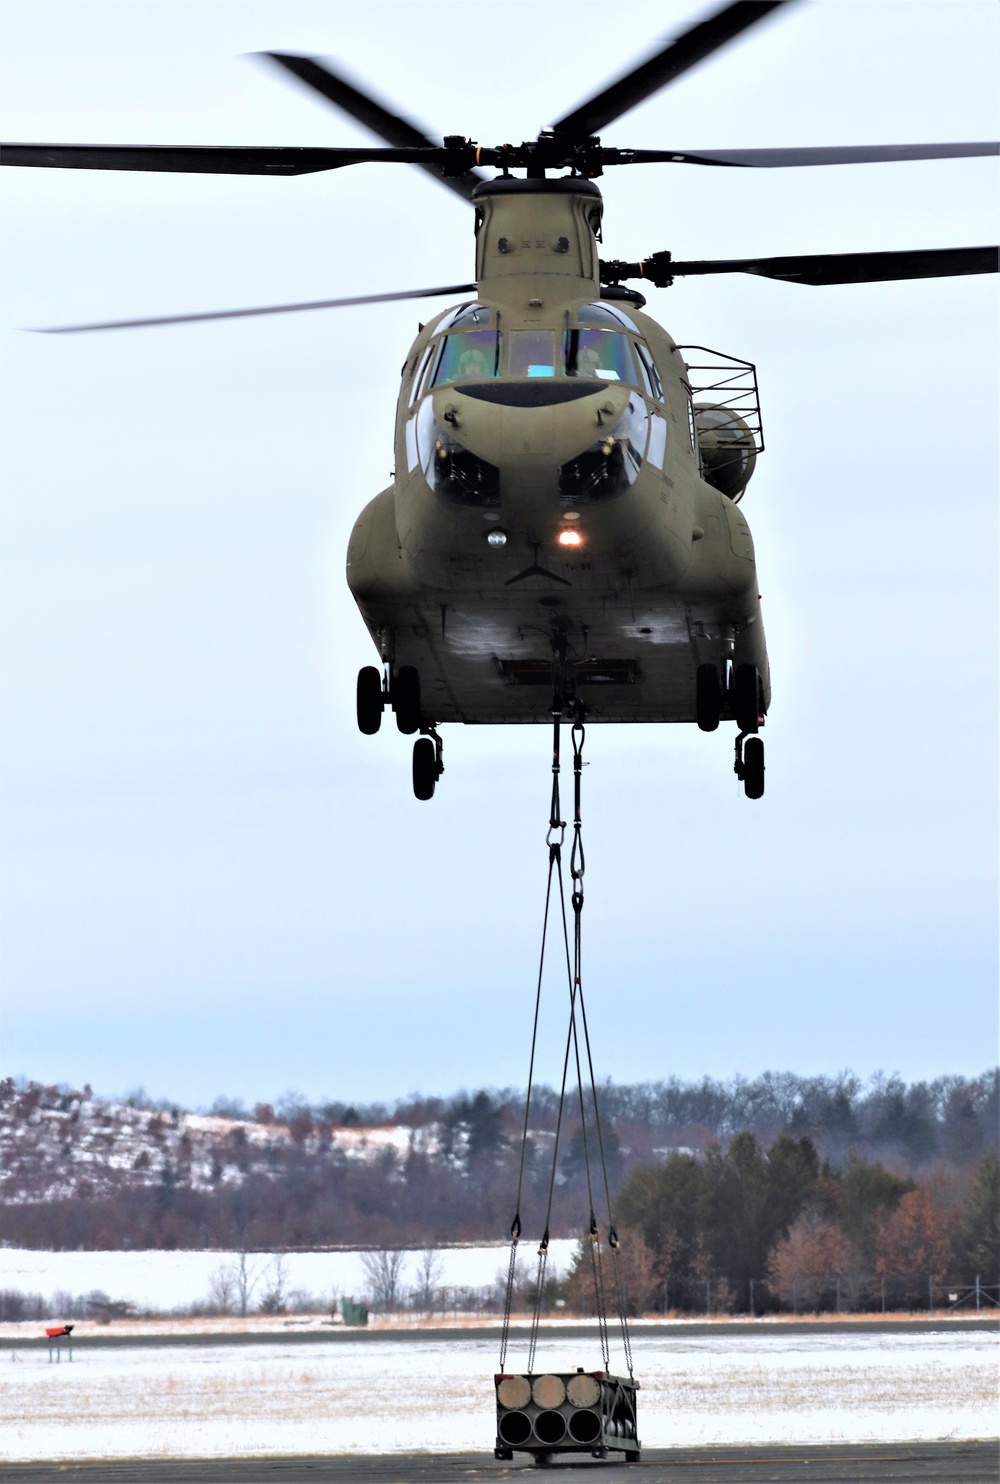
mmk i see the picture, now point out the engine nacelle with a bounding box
[695,403,756,499]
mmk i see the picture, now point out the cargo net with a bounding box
[498,715,634,1389]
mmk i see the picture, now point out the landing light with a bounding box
[558,529,583,548]
[487,529,508,547]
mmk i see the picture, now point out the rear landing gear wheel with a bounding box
[734,663,761,733]
[356,666,383,735]
[743,736,765,799]
[412,737,437,800]
[394,664,421,735]
[696,663,722,732]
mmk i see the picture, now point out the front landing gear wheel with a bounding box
[394,664,421,735]
[412,737,437,800]
[696,662,722,732]
[743,736,765,799]
[356,666,383,735]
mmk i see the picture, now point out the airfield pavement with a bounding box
[2,1442,998,1483]
[2,1319,995,1476]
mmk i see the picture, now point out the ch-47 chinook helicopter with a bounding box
[4,1,997,804]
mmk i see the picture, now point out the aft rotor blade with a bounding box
[615,141,1000,168]
[31,283,478,334]
[0,143,440,175]
[551,0,790,140]
[670,246,1000,285]
[262,52,487,202]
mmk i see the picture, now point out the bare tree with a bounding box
[235,1251,261,1318]
[361,1249,406,1315]
[259,1254,288,1314]
[208,1263,237,1314]
[413,1248,444,1316]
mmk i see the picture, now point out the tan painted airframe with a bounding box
[346,177,770,731]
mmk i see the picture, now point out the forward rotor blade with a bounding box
[552,0,790,140]
[262,52,487,202]
[31,283,477,334]
[614,141,1000,168]
[669,246,1000,285]
[0,143,439,175]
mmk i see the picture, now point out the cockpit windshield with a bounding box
[564,328,635,383]
[431,328,500,386]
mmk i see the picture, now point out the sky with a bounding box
[1,0,997,1110]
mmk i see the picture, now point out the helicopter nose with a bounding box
[432,382,633,471]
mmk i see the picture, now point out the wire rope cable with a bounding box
[498,706,633,1381]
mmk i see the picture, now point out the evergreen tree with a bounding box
[958,1152,1000,1281]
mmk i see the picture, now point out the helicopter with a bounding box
[3,0,997,805]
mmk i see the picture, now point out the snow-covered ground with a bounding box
[0,1244,576,1313]
[1,1331,994,1460]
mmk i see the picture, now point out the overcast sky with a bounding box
[1,0,997,1110]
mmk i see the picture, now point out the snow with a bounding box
[0,1331,994,1461]
[1,1082,451,1204]
[0,1244,578,1313]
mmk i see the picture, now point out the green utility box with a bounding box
[494,1369,640,1461]
[340,1296,369,1327]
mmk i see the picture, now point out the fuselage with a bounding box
[347,177,769,726]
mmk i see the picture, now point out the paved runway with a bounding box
[4,1445,997,1482]
[6,1317,992,1352]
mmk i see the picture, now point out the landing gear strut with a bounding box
[728,662,765,798]
[355,661,445,799]
[735,730,765,799]
[412,726,444,801]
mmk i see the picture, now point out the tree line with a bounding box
[566,1137,999,1316]
[207,1067,997,1173]
[2,1070,996,1309]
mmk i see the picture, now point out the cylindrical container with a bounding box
[531,1374,567,1408]
[496,1376,531,1410]
[497,1410,532,1447]
[566,1373,602,1408]
[533,1410,568,1445]
[567,1408,603,1444]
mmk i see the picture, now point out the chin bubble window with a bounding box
[431,328,500,387]
[509,329,557,378]
[416,397,500,507]
[558,395,649,505]
[564,328,635,384]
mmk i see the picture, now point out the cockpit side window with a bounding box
[635,341,663,401]
[409,343,435,407]
[430,328,500,387]
[564,328,636,385]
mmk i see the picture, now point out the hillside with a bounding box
[1,1079,427,1207]
[2,1072,996,1260]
